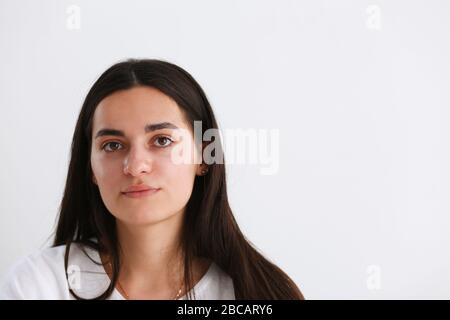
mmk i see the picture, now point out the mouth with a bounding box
[121,188,161,198]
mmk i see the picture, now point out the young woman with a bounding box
[0,59,304,300]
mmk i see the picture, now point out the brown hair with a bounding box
[53,58,304,300]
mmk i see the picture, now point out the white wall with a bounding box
[1,0,449,299]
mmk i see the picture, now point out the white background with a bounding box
[1,0,450,299]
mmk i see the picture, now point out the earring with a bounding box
[201,168,209,175]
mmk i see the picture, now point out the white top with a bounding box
[0,243,235,300]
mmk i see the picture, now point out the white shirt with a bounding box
[0,243,235,300]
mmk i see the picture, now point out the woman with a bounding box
[0,59,304,300]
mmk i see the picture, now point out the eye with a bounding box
[154,136,174,147]
[101,141,123,152]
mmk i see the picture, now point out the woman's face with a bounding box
[90,86,203,226]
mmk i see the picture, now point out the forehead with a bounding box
[92,86,189,133]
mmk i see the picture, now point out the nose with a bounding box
[123,146,153,176]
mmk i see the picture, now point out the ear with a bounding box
[92,174,97,185]
[196,163,209,176]
[195,141,209,176]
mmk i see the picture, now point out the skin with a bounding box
[90,86,210,299]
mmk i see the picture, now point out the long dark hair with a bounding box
[53,58,304,300]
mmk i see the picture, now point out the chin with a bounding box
[118,210,175,226]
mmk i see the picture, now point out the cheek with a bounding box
[91,155,122,194]
[161,161,197,202]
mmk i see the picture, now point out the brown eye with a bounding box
[154,136,173,147]
[102,141,123,152]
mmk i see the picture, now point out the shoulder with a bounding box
[0,245,68,299]
[0,243,100,299]
[188,261,235,300]
[209,262,235,299]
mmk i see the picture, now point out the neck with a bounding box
[104,211,186,298]
[117,216,185,277]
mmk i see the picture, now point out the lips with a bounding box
[122,188,160,198]
[122,184,159,194]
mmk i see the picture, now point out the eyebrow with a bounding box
[95,122,179,139]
